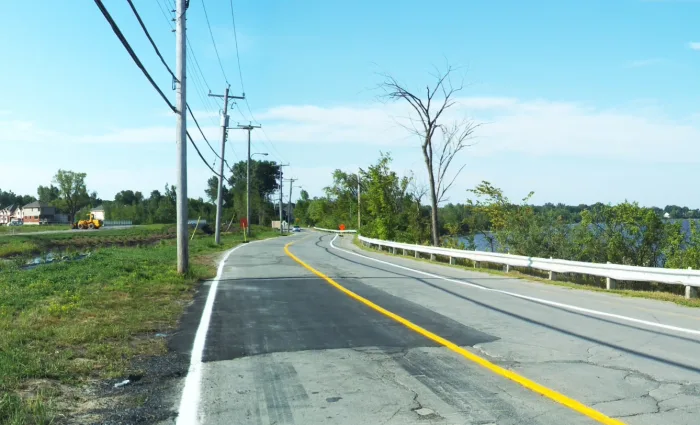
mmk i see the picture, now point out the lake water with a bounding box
[457,219,700,254]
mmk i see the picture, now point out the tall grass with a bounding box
[0,227,279,424]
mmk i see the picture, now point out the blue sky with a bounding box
[1,0,700,207]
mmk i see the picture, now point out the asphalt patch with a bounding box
[198,276,497,362]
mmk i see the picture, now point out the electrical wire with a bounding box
[228,0,245,96]
[187,131,218,175]
[126,0,177,83]
[200,0,229,84]
[155,0,174,29]
[187,103,221,160]
[93,0,176,112]
[226,0,288,165]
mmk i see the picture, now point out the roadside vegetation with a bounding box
[295,152,700,270]
[352,236,700,309]
[0,225,177,259]
[0,226,279,424]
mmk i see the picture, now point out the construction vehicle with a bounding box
[71,213,103,230]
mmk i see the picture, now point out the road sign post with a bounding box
[241,218,249,243]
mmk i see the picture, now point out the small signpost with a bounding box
[339,223,346,237]
[241,218,249,243]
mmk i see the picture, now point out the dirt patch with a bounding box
[22,351,189,424]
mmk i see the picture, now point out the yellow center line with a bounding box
[284,239,627,425]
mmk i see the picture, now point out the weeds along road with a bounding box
[167,231,700,425]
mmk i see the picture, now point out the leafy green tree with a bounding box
[52,170,90,222]
[37,185,61,204]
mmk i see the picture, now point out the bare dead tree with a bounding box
[379,65,479,246]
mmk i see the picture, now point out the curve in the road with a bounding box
[330,236,700,338]
[284,237,627,425]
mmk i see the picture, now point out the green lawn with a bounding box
[0,226,280,424]
[0,225,71,234]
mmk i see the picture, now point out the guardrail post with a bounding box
[449,257,456,265]
[548,257,557,280]
[505,264,511,273]
[392,247,398,254]
[686,267,697,299]
[402,249,406,256]
[430,253,436,261]
[605,262,617,290]
[474,261,481,269]
[415,250,420,259]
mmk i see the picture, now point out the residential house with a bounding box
[0,204,21,225]
[91,205,105,221]
[22,201,55,225]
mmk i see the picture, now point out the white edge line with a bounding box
[176,237,274,425]
[328,235,700,338]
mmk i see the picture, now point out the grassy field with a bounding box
[0,226,280,424]
[0,225,72,235]
[352,236,700,309]
[0,225,178,259]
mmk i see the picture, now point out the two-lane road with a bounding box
[170,231,700,425]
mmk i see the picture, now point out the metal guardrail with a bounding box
[103,220,133,226]
[313,227,357,234]
[313,227,700,298]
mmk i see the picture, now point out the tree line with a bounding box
[292,154,700,270]
[1,160,285,227]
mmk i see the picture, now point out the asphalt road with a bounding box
[168,231,700,425]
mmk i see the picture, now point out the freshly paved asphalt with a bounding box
[169,231,700,425]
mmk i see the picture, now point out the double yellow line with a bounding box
[284,238,626,425]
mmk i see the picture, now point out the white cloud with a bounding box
[626,58,663,68]
[3,97,700,164]
[3,96,700,204]
[689,42,700,50]
[255,97,700,164]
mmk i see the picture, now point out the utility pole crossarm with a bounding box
[209,92,245,100]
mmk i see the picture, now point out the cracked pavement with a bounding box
[165,233,700,424]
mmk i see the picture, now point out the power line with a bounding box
[187,36,212,92]
[93,0,176,112]
[228,0,245,95]
[126,0,177,83]
[187,103,221,160]
[224,0,287,165]
[200,0,229,84]
[155,0,174,29]
[187,131,218,175]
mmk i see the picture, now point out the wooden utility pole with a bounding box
[175,0,188,273]
[286,178,297,226]
[209,88,244,244]
[232,124,260,236]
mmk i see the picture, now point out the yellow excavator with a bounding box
[71,213,103,230]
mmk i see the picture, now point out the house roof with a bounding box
[1,204,17,212]
[23,201,51,208]
[91,205,105,212]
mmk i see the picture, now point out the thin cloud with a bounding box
[689,42,700,50]
[626,58,663,68]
